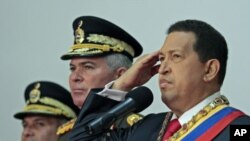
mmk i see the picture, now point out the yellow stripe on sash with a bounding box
[175,105,228,141]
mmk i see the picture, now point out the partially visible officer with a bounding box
[57,15,144,140]
[14,81,79,141]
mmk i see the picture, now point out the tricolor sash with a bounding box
[174,106,244,141]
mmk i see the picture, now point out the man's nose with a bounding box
[158,60,170,74]
[22,126,34,137]
[71,68,84,82]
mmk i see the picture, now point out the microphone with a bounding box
[87,86,153,134]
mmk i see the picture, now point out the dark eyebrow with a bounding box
[159,51,164,56]
[159,50,165,57]
[160,49,182,54]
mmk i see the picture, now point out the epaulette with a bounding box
[126,113,143,126]
[56,118,76,135]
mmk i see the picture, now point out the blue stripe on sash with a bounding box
[181,107,236,141]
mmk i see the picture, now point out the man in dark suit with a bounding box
[68,19,250,141]
[57,16,144,141]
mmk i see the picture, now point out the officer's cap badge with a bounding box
[75,20,84,44]
[29,82,41,103]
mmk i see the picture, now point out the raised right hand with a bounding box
[112,51,160,91]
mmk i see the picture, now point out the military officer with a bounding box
[14,81,79,141]
[57,15,144,141]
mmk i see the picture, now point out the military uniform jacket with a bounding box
[58,89,143,141]
[57,113,142,141]
[68,91,250,141]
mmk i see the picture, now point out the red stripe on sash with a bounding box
[196,110,244,141]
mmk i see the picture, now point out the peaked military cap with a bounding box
[14,81,79,120]
[61,16,143,60]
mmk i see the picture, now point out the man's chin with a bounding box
[161,92,176,104]
[73,100,84,109]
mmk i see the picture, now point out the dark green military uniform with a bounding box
[58,16,144,141]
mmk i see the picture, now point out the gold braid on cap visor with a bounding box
[24,97,77,119]
[68,34,135,57]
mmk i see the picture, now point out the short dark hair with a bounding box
[167,20,228,85]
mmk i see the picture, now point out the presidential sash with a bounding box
[167,95,245,141]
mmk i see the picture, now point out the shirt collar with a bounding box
[175,91,221,125]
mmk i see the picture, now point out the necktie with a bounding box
[162,119,181,141]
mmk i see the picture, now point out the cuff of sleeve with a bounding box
[97,81,127,101]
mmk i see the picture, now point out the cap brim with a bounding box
[14,111,65,120]
[61,52,104,60]
[61,51,133,60]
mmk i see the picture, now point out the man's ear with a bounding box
[203,59,220,82]
[115,67,128,79]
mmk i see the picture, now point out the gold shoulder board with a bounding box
[56,118,76,135]
[126,113,143,126]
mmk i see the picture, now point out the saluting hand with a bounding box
[112,51,160,91]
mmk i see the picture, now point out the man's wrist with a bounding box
[97,81,127,101]
[112,80,133,92]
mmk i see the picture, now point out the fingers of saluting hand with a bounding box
[112,51,160,91]
[151,64,160,76]
[135,51,160,66]
[134,51,160,76]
